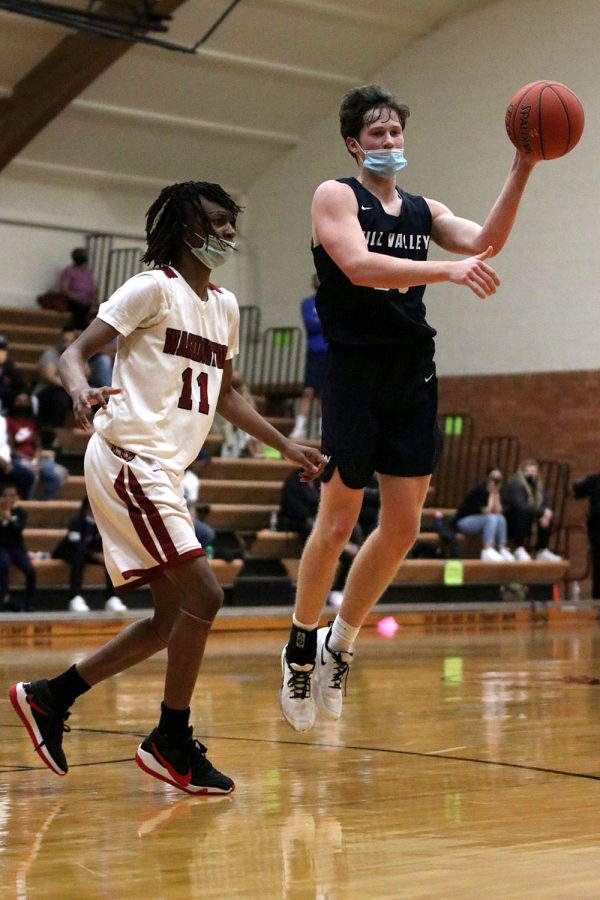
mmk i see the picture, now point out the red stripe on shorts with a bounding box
[113,466,164,564]
[126,468,179,559]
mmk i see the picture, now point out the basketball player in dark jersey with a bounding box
[280,83,538,731]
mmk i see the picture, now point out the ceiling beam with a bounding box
[0,0,187,172]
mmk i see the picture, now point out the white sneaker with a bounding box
[280,648,315,732]
[514,547,532,561]
[105,595,128,613]
[327,590,343,608]
[289,427,306,440]
[69,595,90,612]
[498,547,515,561]
[313,626,353,721]
[536,548,562,562]
[480,547,504,562]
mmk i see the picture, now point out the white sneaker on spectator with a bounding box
[536,548,562,562]
[289,426,306,440]
[105,595,128,613]
[69,595,90,613]
[514,547,532,561]
[481,547,504,562]
[328,590,343,608]
[499,547,515,561]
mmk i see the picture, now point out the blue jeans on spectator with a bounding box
[194,519,216,549]
[456,513,507,547]
[38,457,65,501]
[89,353,113,388]
[0,461,35,500]
[0,545,36,611]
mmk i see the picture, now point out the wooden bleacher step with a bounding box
[10,558,243,591]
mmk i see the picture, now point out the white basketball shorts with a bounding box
[84,433,203,592]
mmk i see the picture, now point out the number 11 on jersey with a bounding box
[177,367,210,414]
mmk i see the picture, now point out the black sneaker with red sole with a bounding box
[9,680,70,775]
[136,726,234,795]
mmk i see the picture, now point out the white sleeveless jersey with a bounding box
[93,265,239,480]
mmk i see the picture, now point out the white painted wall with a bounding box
[245,0,600,375]
[0,165,244,308]
[1,0,597,377]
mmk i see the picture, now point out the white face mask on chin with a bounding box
[186,233,236,269]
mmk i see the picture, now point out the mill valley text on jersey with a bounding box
[313,178,436,346]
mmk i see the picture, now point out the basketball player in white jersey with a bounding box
[10,181,326,794]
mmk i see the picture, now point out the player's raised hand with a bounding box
[282,440,328,482]
[71,386,122,431]
[450,246,500,299]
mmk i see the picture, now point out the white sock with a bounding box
[293,614,319,631]
[293,414,307,432]
[329,615,360,653]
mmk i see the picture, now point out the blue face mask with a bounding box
[186,233,235,269]
[359,146,407,179]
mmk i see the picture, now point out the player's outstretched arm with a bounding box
[217,362,326,481]
[429,150,536,257]
[59,318,122,431]
[313,180,497,298]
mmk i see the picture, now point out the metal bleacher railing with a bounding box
[87,234,144,302]
[248,326,304,414]
[473,435,521,484]
[433,413,474,508]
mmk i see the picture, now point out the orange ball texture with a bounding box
[505,80,584,161]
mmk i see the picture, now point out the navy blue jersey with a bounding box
[312,177,436,346]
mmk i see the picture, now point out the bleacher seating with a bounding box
[1,304,571,610]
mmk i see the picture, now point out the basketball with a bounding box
[504,80,585,161]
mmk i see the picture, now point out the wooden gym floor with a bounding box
[2,620,600,899]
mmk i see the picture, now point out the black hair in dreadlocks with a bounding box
[142,181,243,267]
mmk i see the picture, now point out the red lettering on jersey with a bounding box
[163,327,227,370]
[163,328,181,354]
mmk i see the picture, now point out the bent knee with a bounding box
[183,583,224,622]
[379,519,421,553]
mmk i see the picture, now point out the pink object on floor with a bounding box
[376,615,399,638]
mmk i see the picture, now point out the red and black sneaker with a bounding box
[135,726,234,795]
[9,680,70,775]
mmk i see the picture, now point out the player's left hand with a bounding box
[71,385,122,431]
[282,440,328,482]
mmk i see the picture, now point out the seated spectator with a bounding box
[573,469,600,600]
[88,348,114,390]
[59,247,97,330]
[0,413,35,500]
[52,496,126,613]
[182,467,216,552]
[277,468,320,543]
[454,468,514,562]
[504,459,561,561]
[216,370,263,459]
[6,391,67,500]
[0,484,36,612]
[0,335,25,414]
[32,326,80,440]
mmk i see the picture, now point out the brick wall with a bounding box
[438,370,600,595]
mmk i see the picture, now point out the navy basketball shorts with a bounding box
[304,351,328,392]
[320,340,443,489]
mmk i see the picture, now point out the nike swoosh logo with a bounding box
[361,205,373,210]
[425,373,434,383]
[153,743,192,788]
